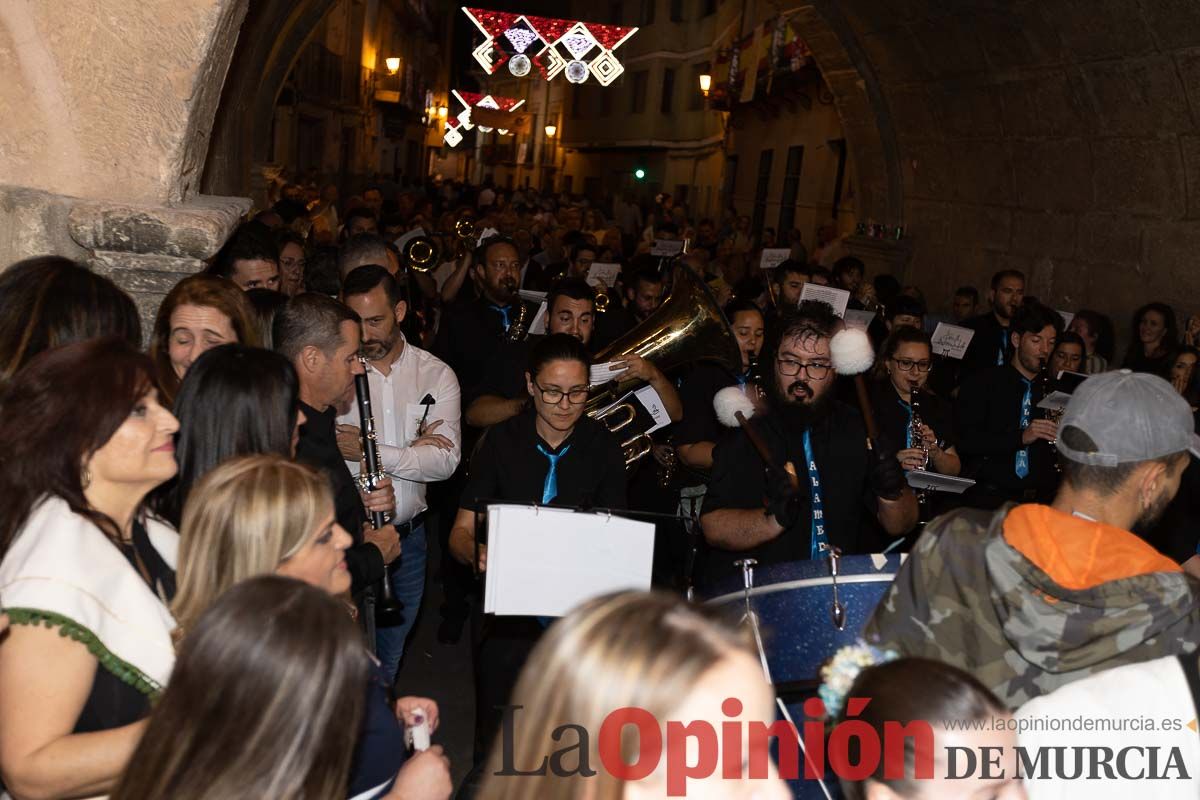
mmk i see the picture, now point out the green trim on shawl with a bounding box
[5,607,163,697]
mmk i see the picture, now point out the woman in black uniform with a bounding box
[448,333,627,779]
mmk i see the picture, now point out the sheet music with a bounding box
[529,301,548,336]
[589,361,628,386]
[633,385,670,434]
[930,323,975,360]
[799,283,851,317]
[843,309,876,331]
[906,471,975,494]
[758,248,791,271]
[484,505,655,617]
[587,262,621,287]
[650,239,685,257]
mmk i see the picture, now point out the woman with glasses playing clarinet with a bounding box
[448,332,627,792]
[868,327,961,545]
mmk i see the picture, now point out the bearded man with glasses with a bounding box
[699,301,917,587]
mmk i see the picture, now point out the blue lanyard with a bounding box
[802,429,830,560]
[1015,377,1032,478]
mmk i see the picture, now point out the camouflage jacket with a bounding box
[864,504,1200,709]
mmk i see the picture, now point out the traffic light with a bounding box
[633,167,646,180]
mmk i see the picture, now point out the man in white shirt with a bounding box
[336,265,462,681]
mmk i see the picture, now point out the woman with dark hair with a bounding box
[153,344,305,528]
[243,287,290,349]
[0,337,180,798]
[829,656,1023,800]
[149,273,260,406]
[110,576,373,800]
[275,229,308,296]
[0,255,141,389]
[1068,309,1115,374]
[871,326,960,478]
[1122,302,1178,377]
[1049,330,1086,375]
[448,332,627,779]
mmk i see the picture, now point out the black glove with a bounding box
[870,448,907,501]
[765,464,807,529]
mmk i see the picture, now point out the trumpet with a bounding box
[401,235,441,273]
[590,403,653,466]
[594,291,611,313]
[454,217,475,241]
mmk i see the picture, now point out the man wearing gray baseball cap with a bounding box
[866,369,1200,709]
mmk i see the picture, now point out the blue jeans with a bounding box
[375,521,427,685]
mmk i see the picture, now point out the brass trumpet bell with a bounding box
[454,218,476,241]
[402,235,440,273]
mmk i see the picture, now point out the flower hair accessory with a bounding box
[818,641,899,719]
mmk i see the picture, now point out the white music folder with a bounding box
[484,504,655,617]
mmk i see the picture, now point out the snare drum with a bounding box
[704,554,902,690]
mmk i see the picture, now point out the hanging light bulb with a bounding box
[509,53,532,77]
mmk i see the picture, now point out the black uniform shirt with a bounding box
[869,377,956,458]
[954,364,1057,496]
[961,312,1012,378]
[295,401,384,593]
[461,408,628,512]
[702,402,874,585]
[434,296,539,403]
[675,363,741,447]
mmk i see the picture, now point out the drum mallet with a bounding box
[714,386,800,491]
[829,326,881,451]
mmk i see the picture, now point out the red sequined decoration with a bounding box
[583,22,636,51]
[524,14,574,44]
[465,8,519,38]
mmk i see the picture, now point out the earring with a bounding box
[81,466,91,490]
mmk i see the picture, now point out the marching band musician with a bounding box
[448,334,627,774]
[871,326,961,478]
[675,298,767,473]
[954,300,1063,510]
[433,235,538,404]
[699,301,917,587]
[465,277,682,430]
[335,265,462,681]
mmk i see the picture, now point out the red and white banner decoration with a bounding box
[443,89,526,147]
[462,7,637,85]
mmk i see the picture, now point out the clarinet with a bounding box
[909,389,931,507]
[1037,364,1063,472]
[354,358,404,629]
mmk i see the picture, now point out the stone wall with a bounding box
[796,0,1200,341]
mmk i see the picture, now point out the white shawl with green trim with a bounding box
[0,495,177,695]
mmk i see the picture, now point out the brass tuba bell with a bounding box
[587,262,743,425]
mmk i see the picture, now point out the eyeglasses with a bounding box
[534,383,590,405]
[891,358,932,373]
[776,358,832,380]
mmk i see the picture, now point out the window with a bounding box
[689,61,710,111]
[660,68,675,114]
[631,70,648,114]
[751,149,774,241]
[640,0,655,26]
[669,0,684,22]
[777,146,804,237]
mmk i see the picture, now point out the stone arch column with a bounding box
[0,0,252,327]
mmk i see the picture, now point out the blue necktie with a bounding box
[997,328,1008,366]
[490,304,511,332]
[1015,377,1032,478]
[537,444,570,504]
[900,398,913,449]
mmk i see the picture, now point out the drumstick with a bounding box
[830,328,881,451]
[715,390,802,492]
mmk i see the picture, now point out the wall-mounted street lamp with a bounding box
[544,124,557,138]
[698,73,712,97]
[438,105,448,119]
[385,57,401,75]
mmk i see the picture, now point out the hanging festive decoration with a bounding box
[462,7,637,86]
[442,90,527,147]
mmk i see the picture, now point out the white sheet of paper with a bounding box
[759,248,791,271]
[529,301,548,336]
[475,226,501,248]
[1036,390,1072,412]
[484,505,655,617]
[589,361,628,386]
[799,283,851,317]
[1058,310,1075,329]
[906,472,976,494]
[633,385,670,434]
[431,260,458,292]
[518,289,547,304]
[930,322,975,360]
[394,227,425,252]
[587,262,622,287]
[651,238,685,257]
[843,309,876,331]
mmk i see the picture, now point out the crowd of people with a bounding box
[1,173,1199,799]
